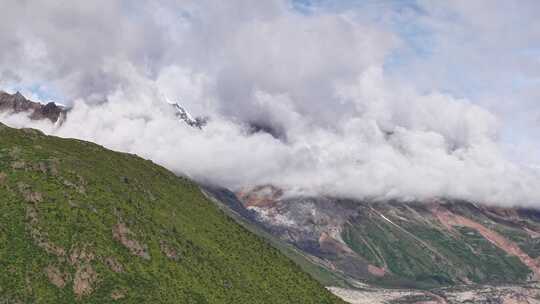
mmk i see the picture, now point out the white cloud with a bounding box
[1,0,539,207]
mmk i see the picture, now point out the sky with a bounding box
[0,0,539,206]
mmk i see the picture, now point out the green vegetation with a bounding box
[454,227,530,282]
[446,203,540,259]
[0,124,343,303]
[342,206,532,289]
[492,224,540,259]
[343,213,453,289]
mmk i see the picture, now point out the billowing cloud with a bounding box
[1,0,539,206]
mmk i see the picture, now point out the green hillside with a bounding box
[0,123,343,303]
[341,204,532,288]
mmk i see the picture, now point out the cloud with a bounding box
[1,0,539,206]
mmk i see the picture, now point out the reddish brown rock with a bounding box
[112,222,150,260]
[44,265,69,288]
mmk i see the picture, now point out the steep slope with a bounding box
[0,123,343,304]
[229,185,540,290]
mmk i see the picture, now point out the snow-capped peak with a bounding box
[162,94,206,129]
[173,103,196,122]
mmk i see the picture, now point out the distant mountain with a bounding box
[169,102,207,129]
[0,122,343,303]
[0,90,66,124]
[227,185,540,289]
[0,91,208,130]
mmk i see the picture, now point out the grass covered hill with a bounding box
[0,122,344,304]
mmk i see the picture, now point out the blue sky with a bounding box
[291,0,540,166]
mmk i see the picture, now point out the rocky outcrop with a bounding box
[0,91,66,123]
[172,102,207,129]
[44,265,69,288]
[112,222,150,260]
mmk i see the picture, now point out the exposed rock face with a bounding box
[112,222,150,260]
[171,102,207,129]
[44,265,69,288]
[236,185,284,208]
[0,91,66,123]
[73,264,98,298]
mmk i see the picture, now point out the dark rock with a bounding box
[0,91,66,123]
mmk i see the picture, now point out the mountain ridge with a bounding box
[0,91,66,124]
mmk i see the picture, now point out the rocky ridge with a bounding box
[0,91,66,124]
